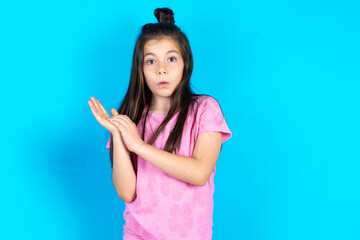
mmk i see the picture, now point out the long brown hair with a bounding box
[109,7,201,169]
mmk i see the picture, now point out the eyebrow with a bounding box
[144,50,181,57]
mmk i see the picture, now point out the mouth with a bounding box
[157,81,169,87]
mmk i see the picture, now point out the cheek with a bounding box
[143,69,153,82]
[177,61,185,74]
[144,65,157,74]
[176,66,184,78]
[143,77,152,88]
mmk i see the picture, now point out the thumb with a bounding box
[111,108,119,116]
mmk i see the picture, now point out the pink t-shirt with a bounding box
[106,95,232,239]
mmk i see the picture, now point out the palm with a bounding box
[88,97,118,133]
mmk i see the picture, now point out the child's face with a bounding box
[143,37,184,101]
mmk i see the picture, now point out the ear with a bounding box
[111,108,119,116]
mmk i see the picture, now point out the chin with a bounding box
[163,89,175,94]
[159,94,173,98]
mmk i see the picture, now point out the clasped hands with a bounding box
[88,96,145,153]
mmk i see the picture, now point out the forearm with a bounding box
[111,133,137,202]
[135,143,206,186]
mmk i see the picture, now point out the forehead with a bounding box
[143,37,181,55]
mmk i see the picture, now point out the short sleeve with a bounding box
[106,135,111,149]
[198,96,232,143]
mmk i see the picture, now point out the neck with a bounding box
[150,96,171,115]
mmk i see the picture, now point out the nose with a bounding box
[157,61,167,75]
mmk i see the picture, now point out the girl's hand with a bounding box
[109,113,145,153]
[88,96,119,135]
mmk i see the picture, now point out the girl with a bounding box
[88,7,232,240]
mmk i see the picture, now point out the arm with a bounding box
[109,112,223,186]
[136,131,222,186]
[88,97,136,202]
[111,132,137,203]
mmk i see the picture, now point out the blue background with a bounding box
[1,0,359,239]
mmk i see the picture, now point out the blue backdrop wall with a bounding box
[1,0,359,239]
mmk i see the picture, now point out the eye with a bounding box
[146,59,156,65]
[168,57,176,62]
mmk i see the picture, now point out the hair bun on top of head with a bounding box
[154,7,175,24]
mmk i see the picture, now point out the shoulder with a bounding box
[192,94,217,103]
[191,94,222,114]
[191,94,232,143]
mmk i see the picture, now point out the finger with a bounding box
[107,119,120,130]
[92,97,110,118]
[90,97,103,115]
[89,101,112,124]
[88,101,102,119]
[110,118,125,132]
[110,114,134,126]
[95,98,110,118]
[109,117,126,124]
[110,117,132,129]
[108,114,123,121]
[118,114,135,125]
[89,99,102,118]
[111,108,119,116]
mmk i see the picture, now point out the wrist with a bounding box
[112,132,129,153]
[111,130,120,138]
[134,140,147,155]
